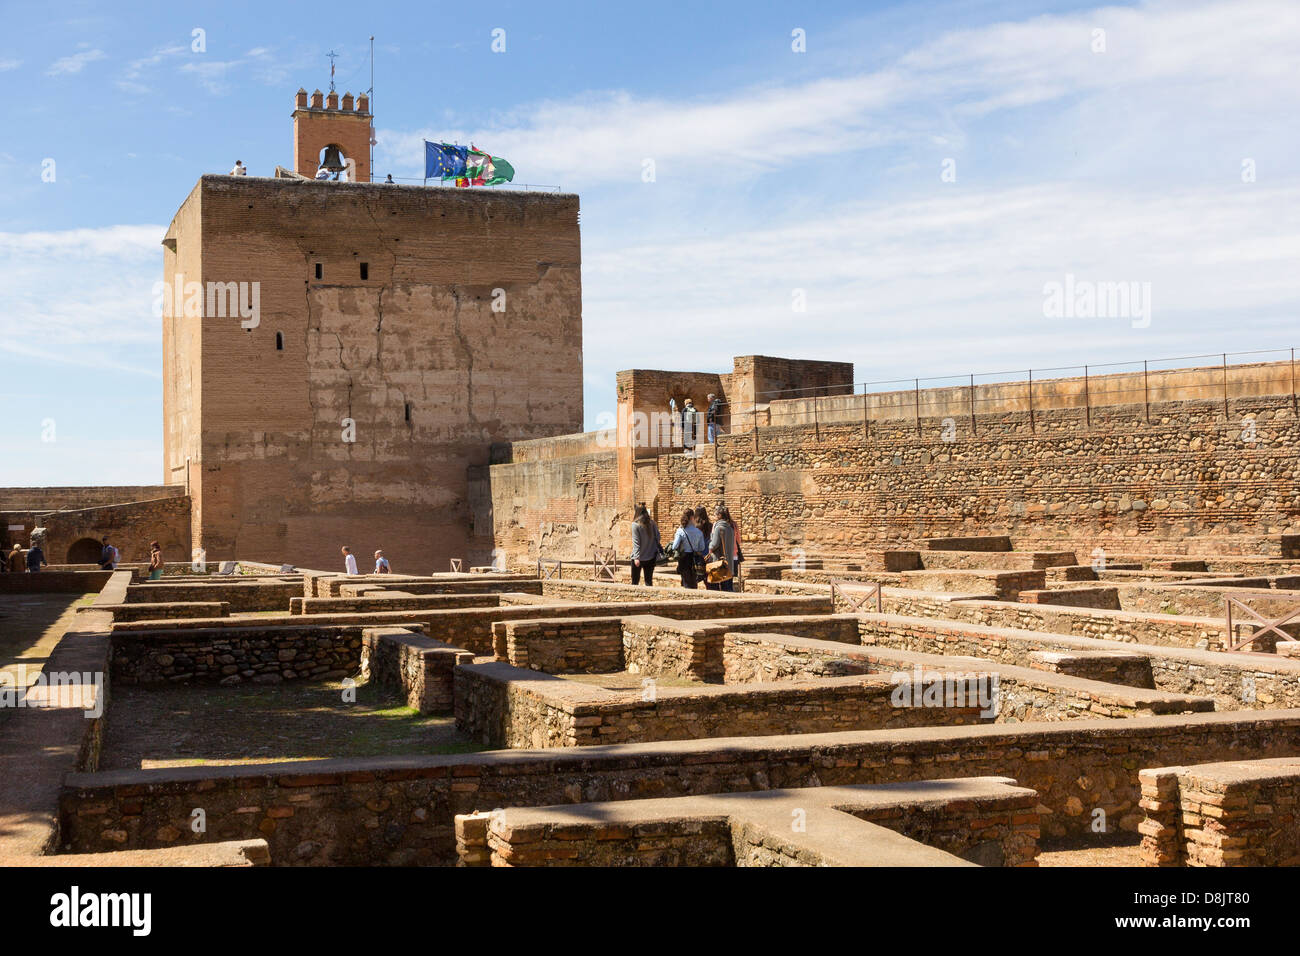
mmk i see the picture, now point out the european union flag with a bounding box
[424,141,467,180]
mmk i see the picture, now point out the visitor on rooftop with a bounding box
[706,393,723,443]
[231,160,247,176]
[682,399,699,450]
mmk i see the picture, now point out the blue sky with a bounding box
[2,0,1298,484]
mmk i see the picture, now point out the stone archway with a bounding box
[66,537,102,564]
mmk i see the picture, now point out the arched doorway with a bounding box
[66,537,102,564]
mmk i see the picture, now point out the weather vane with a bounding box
[327,50,339,93]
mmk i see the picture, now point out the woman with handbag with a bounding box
[707,506,737,593]
[694,506,717,590]
[669,509,706,589]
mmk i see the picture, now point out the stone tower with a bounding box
[293,87,373,183]
[160,89,583,571]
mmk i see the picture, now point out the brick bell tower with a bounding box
[292,87,372,182]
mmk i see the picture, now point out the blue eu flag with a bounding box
[425,141,468,180]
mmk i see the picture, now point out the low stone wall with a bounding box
[494,618,624,674]
[1139,758,1300,866]
[720,632,1210,720]
[417,594,833,656]
[620,613,860,682]
[110,623,368,685]
[56,710,1300,862]
[454,662,989,749]
[360,627,473,714]
[456,778,1038,867]
[1020,587,1120,610]
[320,575,541,599]
[291,594,501,615]
[102,601,230,621]
[539,579,721,603]
[918,550,1077,571]
[0,570,112,594]
[1027,650,1154,688]
[856,613,1300,709]
[900,569,1047,600]
[882,591,1231,650]
[926,536,1012,552]
[1113,582,1300,624]
[127,581,300,612]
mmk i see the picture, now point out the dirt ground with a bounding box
[100,678,484,770]
[1037,836,1145,867]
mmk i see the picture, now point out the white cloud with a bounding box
[46,48,106,76]
[0,58,20,72]
[0,225,164,369]
[377,0,1300,186]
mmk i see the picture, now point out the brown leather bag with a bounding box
[705,557,733,583]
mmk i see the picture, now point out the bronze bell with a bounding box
[319,145,346,173]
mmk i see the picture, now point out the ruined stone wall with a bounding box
[110,623,363,685]
[1140,759,1300,866]
[166,176,583,571]
[661,396,1300,556]
[58,712,1300,861]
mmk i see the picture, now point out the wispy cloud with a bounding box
[0,58,20,72]
[377,0,1300,187]
[46,48,106,76]
[0,224,165,373]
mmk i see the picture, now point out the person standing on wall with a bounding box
[148,541,164,580]
[706,393,724,444]
[708,505,737,593]
[670,509,706,589]
[630,504,660,586]
[682,399,699,451]
[341,546,359,575]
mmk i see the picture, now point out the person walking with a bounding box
[706,393,724,444]
[708,505,737,593]
[670,509,706,589]
[147,541,164,580]
[629,505,660,586]
[374,550,391,573]
[26,541,47,573]
[99,536,118,570]
[341,546,359,575]
[7,544,23,574]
